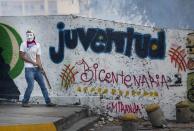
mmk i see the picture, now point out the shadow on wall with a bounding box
[0,47,20,100]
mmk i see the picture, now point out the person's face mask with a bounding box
[26,32,34,42]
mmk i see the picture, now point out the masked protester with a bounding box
[19,30,56,107]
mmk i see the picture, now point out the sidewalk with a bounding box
[91,117,194,131]
[0,103,88,131]
[93,122,194,131]
[0,103,194,131]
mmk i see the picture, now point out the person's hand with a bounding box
[39,67,45,74]
[37,63,44,73]
[37,63,43,69]
[32,61,38,66]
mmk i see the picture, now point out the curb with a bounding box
[0,122,56,131]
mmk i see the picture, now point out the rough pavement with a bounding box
[90,117,194,131]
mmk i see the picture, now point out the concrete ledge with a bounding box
[0,104,88,131]
[66,116,99,131]
[18,96,101,105]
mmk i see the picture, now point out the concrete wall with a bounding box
[0,15,193,120]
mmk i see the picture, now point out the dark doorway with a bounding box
[0,47,20,100]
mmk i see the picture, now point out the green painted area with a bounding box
[187,72,194,110]
[0,25,12,64]
[0,23,24,79]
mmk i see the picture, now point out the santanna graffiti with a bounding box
[50,22,166,63]
[106,101,143,114]
[76,59,169,88]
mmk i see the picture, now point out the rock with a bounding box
[108,117,114,122]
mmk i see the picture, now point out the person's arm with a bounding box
[36,43,44,71]
[19,51,37,66]
[36,54,43,70]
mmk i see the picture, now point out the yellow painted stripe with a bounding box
[0,123,56,131]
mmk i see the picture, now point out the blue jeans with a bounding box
[22,67,51,104]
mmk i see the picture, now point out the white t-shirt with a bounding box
[20,42,41,68]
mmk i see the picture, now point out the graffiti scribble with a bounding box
[75,86,159,97]
[60,64,78,90]
[169,46,187,72]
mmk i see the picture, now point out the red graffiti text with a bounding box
[76,59,169,89]
[106,101,142,114]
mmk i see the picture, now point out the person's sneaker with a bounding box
[46,102,56,107]
[22,103,30,107]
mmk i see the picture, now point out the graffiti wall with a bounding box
[0,15,193,119]
[0,23,23,99]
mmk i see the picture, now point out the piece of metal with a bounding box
[41,68,52,89]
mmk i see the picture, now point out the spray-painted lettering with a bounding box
[106,101,142,114]
[50,22,166,63]
[76,59,169,88]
